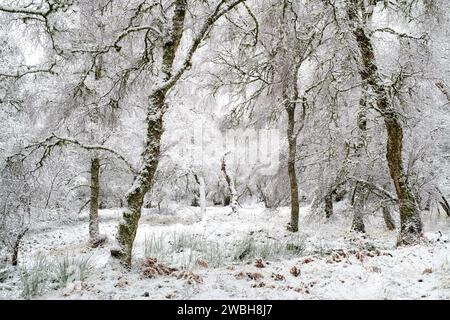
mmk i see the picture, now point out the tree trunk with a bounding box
[221,155,238,214]
[223,195,231,206]
[436,188,450,217]
[111,92,165,266]
[436,81,450,104]
[199,176,206,217]
[324,191,333,218]
[89,157,100,241]
[287,106,299,232]
[256,183,269,208]
[384,110,422,244]
[351,211,366,233]
[439,198,450,217]
[351,184,366,233]
[382,204,396,231]
[110,0,245,266]
[350,84,368,232]
[89,1,103,243]
[111,0,187,267]
[346,0,422,245]
[11,228,28,266]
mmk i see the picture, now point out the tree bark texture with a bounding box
[346,0,422,245]
[89,157,100,240]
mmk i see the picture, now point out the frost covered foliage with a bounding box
[54,254,95,288]
[0,164,32,265]
[0,0,450,299]
[19,255,50,299]
[18,253,95,299]
[0,156,88,266]
[144,231,305,269]
[144,232,226,269]
[233,235,305,262]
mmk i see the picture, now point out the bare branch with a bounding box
[371,27,427,41]
[436,81,450,105]
[348,176,398,202]
[8,134,137,174]
[157,0,246,93]
[0,62,56,79]
[0,5,49,17]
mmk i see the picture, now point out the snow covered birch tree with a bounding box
[343,0,423,244]
[111,0,246,266]
[221,153,238,214]
[210,0,328,232]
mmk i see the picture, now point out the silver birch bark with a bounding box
[112,0,246,266]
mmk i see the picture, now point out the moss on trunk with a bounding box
[382,204,396,231]
[287,106,299,232]
[324,192,333,219]
[89,157,100,241]
[346,0,422,245]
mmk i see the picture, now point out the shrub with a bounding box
[54,254,95,288]
[145,231,306,269]
[19,254,50,299]
[233,235,305,262]
[144,232,225,269]
[144,232,170,262]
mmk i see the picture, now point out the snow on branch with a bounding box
[436,81,450,105]
[371,27,427,41]
[0,62,56,80]
[8,134,137,174]
[0,2,75,56]
[157,0,246,93]
[70,25,162,55]
[348,176,398,202]
[0,5,49,17]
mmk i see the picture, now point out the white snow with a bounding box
[1,203,450,300]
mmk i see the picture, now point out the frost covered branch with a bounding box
[0,62,57,79]
[436,81,450,105]
[157,0,246,93]
[371,27,427,41]
[8,134,137,174]
[348,176,398,203]
[0,5,49,17]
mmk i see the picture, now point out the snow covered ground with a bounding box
[1,202,450,300]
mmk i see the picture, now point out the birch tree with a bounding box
[111,0,246,266]
[342,0,425,244]
[210,0,329,232]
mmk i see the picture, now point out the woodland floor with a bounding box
[1,202,450,300]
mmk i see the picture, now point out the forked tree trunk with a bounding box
[111,92,165,266]
[346,0,422,245]
[111,0,187,266]
[286,105,300,232]
[110,0,245,266]
[89,157,100,240]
